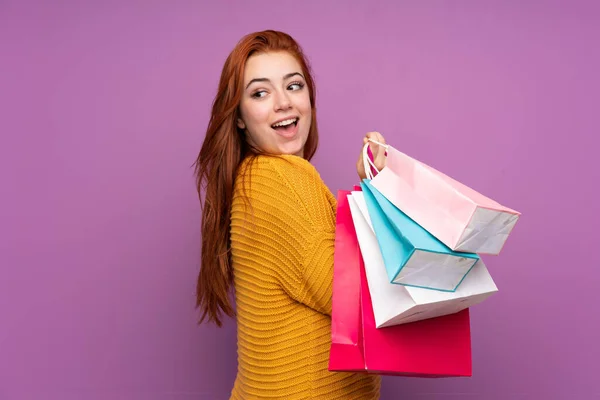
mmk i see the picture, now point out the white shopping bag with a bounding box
[348,191,499,328]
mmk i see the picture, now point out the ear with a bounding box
[236,117,246,130]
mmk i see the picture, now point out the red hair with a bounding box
[193,30,319,326]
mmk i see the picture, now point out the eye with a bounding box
[251,90,267,98]
[288,81,305,91]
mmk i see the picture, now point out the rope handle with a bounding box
[362,138,389,179]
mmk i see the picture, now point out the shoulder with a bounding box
[235,154,337,229]
[236,154,322,194]
[238,154,318,182]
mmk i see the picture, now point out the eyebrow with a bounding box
[245,72,305,89]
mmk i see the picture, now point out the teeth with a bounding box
[272,118,297,128]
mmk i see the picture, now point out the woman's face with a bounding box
[237,51,312,157]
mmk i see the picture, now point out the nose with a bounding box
[274,90,292,112]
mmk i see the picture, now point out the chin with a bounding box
[278,139,305,157]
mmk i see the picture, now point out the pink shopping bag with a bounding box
[329,189,473,377]
[366,141,520,255]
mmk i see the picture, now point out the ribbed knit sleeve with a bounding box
[232,155,337,316]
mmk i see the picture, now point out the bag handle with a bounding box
[362,138,389,179]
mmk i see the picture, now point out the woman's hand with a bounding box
[356,131,387,180]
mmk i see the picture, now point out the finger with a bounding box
[367,131,383,145]
[364,132,387,169]
[365,131,380,141]
[364,132,379,153]
[366,132,387,150]
[366,132,385,152]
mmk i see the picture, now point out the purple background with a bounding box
[1,1,598,399]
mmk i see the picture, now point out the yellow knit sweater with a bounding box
[228,155,381,399]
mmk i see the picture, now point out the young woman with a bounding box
[194,30,386,399]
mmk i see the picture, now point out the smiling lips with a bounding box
[271,117,299,138]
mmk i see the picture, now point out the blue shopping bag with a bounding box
[360,180,479,292]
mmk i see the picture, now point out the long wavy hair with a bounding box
[193,30,319,327]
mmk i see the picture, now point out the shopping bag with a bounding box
[329,190,473,377]
[365,140,520,255]
[349,191,498,328]
[360,180,479,292]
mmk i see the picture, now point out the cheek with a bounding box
[299,94,312,116]
[249,102,271,124]
[241,100,269,127]
[240,101,273,146]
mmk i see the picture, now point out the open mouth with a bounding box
[271,118,299,134]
